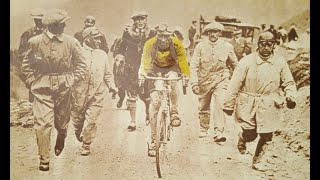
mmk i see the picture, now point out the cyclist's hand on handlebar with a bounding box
[192,84,200,95]
[182,75,189,87]
[138,74,145,86]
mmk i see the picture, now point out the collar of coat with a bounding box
[43,30,64,44]
[129,25,150,40]
[256,52,275,65]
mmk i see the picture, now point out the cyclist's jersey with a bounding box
[139,36,190,77]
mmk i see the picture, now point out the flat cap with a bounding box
[30,8,45,19]
[82,27,102,39]
[42,9,71,25]
[202,21,224,34]
[131,11,148,20]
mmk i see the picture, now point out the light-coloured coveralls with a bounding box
[190,38,238,134]
[21,31,87,164]
[71,43,116,145]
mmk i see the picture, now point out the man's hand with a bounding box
[192,84,200,95]
[223,108,233,116]
[286,97,296,109]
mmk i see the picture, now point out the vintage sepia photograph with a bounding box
[10,0,310,179]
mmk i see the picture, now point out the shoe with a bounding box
[213,130,226,142]
[252,162,269,172]
[75,131,83,142]
[170,112,181,127]
[39,162,49,171]
[237,137,246,154]
[147,142,156,157]
[199,128,208,138]
[81,143,91,156]
[127,122,136,131]
[54,131,67,156]
[117,99,124,108]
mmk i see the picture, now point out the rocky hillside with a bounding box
[279,9,310,34]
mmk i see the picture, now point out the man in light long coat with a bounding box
[223,31,297,171]
[71,27,117,156]
[190,21,238,142]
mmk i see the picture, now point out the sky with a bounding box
[10,0,310,49]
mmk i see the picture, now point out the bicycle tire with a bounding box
[156,111,166,178]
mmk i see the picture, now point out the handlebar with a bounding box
[140,74,187,95]
[142,75,183,81]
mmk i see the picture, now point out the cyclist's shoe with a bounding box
[81,143,91,156]
[213,130,226,142]
[199,127,208,138]
[170,111,181,127]
[127,122,136,131]
[147,142,156,157]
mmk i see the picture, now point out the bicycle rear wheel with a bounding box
[156,111,167,178]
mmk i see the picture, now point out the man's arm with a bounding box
[103,52,116,90]
[226,44,238,70]
[174,38,190,77]
[100,34,109,54]
[21,40,36,88]
[139,39,153,76]
[223,60,247,111]
[18,30,31,59]
[189,43,201,85]
[72,40,87,82]
[280,58,297,101]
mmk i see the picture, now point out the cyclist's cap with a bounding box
[258,31,275,42]
[157,22,173,35]
[202,21,224,34]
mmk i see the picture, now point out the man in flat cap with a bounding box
[22,9,87,171]
[113,10,153,131]
[18,9,46,60]
[18,9,46,102]
[138,22,190,156]
[190,21,238,141]
[230,28,252,61]
[71,27,117,156]
[223,31,297,171]
[74,15,109,54]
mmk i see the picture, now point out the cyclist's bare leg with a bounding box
[140,93,151,126]
[169,80,181,127]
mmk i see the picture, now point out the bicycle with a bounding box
[140,73,187,178]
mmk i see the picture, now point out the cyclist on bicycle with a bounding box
[138,22,190,157]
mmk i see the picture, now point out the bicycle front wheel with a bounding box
[156,111,167,178]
